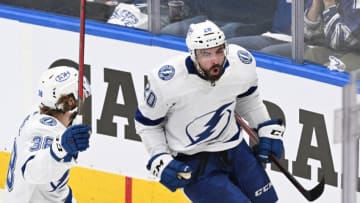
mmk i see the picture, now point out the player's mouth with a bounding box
[210,67,221,76]
[205,64,223,82]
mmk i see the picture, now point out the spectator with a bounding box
[228,0,360,72]
[304,0,360,72]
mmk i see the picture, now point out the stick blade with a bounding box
[305,177,325,202]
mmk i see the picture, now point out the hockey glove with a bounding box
[147,153,192,192]
[51,124,91,161]
[254,119,285,163]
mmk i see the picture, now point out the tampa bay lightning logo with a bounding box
[186,102,233,146]
[40,117,57,126]
[158,65,175,81]
[237,50,252,64]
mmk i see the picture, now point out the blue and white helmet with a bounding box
[38,66,91,110]
[186,20,227,61]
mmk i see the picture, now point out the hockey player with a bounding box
[3,66,92,203]
[135,20,285,203]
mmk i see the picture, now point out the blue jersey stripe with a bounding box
[237,86,258,98]
[135,108,165,126]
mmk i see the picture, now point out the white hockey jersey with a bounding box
[135,44,271,156]
[3,110,77,203]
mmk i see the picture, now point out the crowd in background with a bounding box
[0,0,359,72]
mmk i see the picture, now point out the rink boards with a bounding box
[0,4,358,203]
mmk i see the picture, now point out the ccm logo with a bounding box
[152,160,164,177]
[271,129,283,137]
[255,182,273,197]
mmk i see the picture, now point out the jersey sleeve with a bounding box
[135,69,172,156]
[235,86,271,128]
[304,9,323,40]
[230,46,271,128]
[21,123,75,184]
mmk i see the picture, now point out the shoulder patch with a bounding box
[237,50,253,64]
[40,117,57,126]
[158,65,175,81]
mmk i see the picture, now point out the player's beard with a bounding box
[203,64,223,82]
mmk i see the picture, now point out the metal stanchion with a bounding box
[341,69,360,203]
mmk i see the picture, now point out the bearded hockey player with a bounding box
[135,20,285,203]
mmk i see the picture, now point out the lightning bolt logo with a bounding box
[186,102,233,146]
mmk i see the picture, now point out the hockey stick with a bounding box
[78,0,86,114]
[235,115,325,202]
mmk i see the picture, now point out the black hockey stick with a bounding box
[235,115,325,202]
